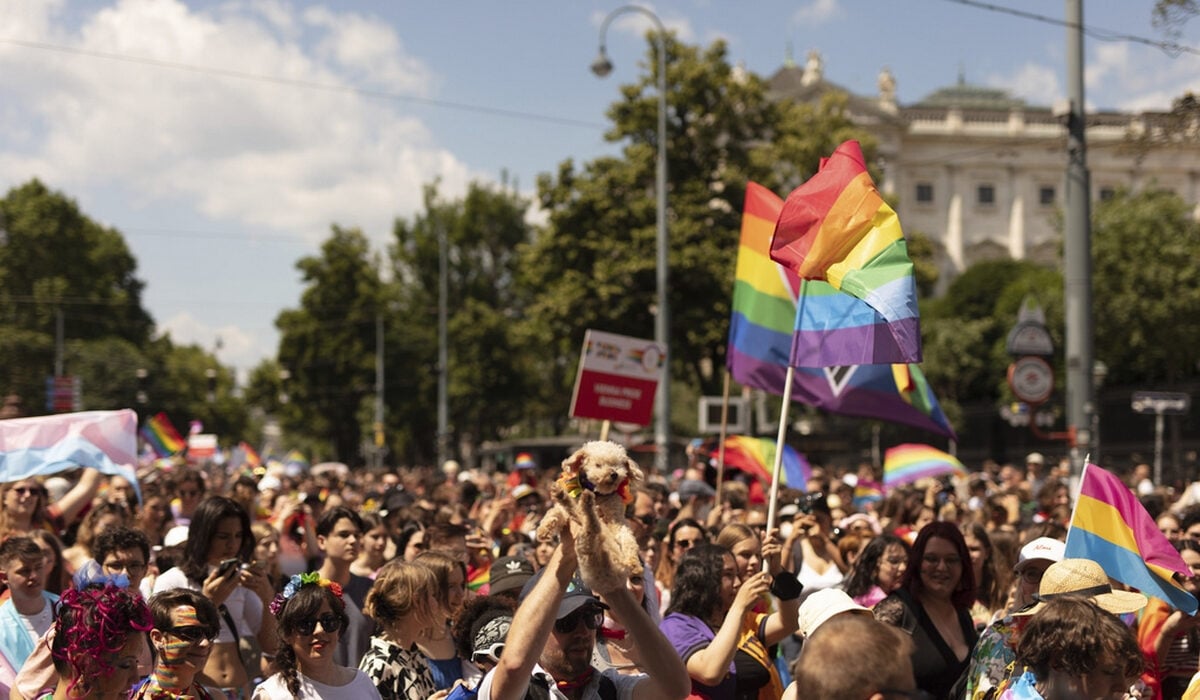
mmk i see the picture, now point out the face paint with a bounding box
[156,604,213,675]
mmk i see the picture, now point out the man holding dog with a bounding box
[476,526,689,700]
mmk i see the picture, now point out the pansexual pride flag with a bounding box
[727,183,956,439]
[140,412,185,457]
[1065,463,1197,614]
[883,443,965,488]
[769,140,921,366]
[0,410,139,494]
[714,436,811,487]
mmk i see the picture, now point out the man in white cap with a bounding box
[1025,452,1046,495]
[961,536,1066,699]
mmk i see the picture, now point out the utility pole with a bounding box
[1063,0,1093,475]
[374,313,385,470]
[437,220,450,469]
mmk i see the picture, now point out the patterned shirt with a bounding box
[359,636,439,700]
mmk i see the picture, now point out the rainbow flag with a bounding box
[883,443,966,488]
[1065,463,1197,614]
[467,562,490,592]
[714,436,811,487]
[140,412,185,457]
[769,140,921,366]
[727,183,956,439]
[0,410,140,498]
[238,441,262,468]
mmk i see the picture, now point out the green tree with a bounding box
[1092,187,1200,385]
[275,226,384,463]
[388,180,536,463]
[525,35,875,433]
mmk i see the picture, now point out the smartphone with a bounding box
[216,558,241,578]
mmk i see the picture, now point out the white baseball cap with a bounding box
[1014,536,1065,571]
[796,588,870,637]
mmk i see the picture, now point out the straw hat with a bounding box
[1013,558,1148,617]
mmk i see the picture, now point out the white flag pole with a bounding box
[764,365,796,572]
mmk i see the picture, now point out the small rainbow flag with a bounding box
[714,436,811,488]
[769,140,921,366]
[883,443,965,488]
[238,441,262,468]
[1066,463,1197,614]
[140,412,185,457]
[467,561,490,592]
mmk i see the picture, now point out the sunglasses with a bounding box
[472,642,505,665]
[554,608,604,634]
[168,625,217,645]
[10,487,44,497]
[674,538,699,550]
[635,514,657,527]
[296,613,342,636]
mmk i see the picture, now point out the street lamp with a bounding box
[592,5,670,473]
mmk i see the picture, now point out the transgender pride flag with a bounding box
[0,410,139,494]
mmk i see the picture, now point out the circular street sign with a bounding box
[1008,356,1054,404]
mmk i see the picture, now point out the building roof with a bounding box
[912,76,1029,111]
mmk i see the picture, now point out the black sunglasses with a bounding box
[554,608,604,634]
[168,625,217,644]
[296,613,342,636]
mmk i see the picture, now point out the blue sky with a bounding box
[1,1,1197,378]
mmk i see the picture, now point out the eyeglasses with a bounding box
[472,642,505,665]
[167,625,217,645]
[296,613,342,636]
[103,560,148,577]
[554,608,604,634]
[10,487,45,497]
[921,555,962,568]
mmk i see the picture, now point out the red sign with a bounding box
[569,330,663,426]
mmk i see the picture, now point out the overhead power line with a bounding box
[0,36,606,130]
[936,0,1200,58]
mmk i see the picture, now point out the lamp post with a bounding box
[592,5,670,473]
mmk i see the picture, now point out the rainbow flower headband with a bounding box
[269,572,343,617]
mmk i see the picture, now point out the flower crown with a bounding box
[268,572,343,617]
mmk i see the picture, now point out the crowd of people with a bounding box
[0,446,1196,699]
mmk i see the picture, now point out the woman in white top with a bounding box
[153,496,275,697]
[253,573,382,700]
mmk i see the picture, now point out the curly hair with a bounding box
[1016,596,1143,682]
[93,525,151,567]
[364,559,437,624]
[50,583,153,696]
[842,534,909,600]
[452,595,516,661]
[665,544,730,620]
[274,582,349,697]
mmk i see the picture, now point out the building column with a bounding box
[1008,166,1025,259]
[945,165,964,273]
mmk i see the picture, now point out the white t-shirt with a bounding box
[17,603,53,646]
[476,663,642,700]
[152,566,263,644]
[253,668,382,700]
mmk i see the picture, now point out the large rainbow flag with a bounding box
[714,436,811,487]
[1065,463,1197,614]
[140,412,185,457]
[769,140,921,366]
[883,443,966,488]
[727,183,956,439]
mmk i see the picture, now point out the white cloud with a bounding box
[1088,42,1200,112]
[791,0,841,27]
[986,62,1062,107]
[0,0,480,246]
[160,311,269,381]
[590,6,695,44]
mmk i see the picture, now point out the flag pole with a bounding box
[714,370,732,507]
[764,365,795,572]
[599,420,611,442]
